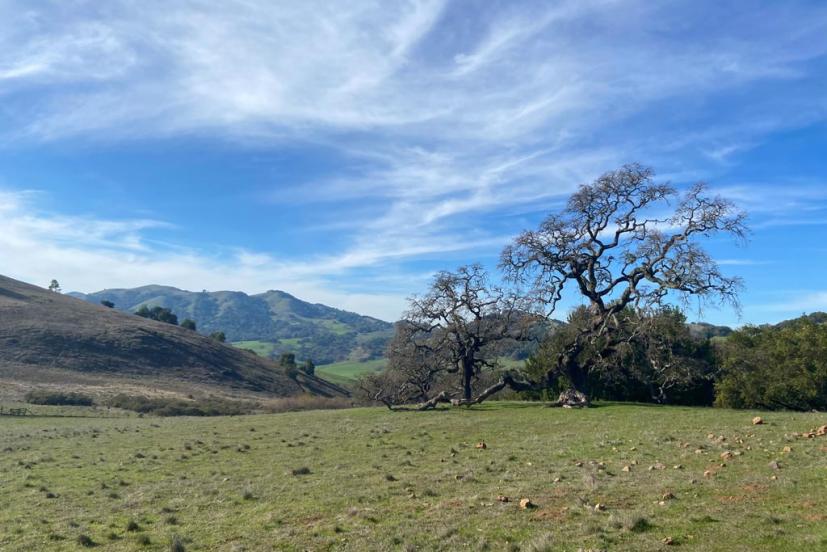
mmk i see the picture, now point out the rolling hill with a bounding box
[71,286,394,364]
[0,275,346,401]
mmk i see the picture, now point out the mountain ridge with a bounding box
[70,285,394,364]
[0,274,347,401]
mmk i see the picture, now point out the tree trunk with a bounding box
[461,359,474,401]
[417,391,454,410]
[553,338,589,400]
[470,372,538,404]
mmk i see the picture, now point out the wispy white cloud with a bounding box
[0,188,456,320]
[1,1,826,319]
[755,291,827,314]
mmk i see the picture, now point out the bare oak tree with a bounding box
[356,322,450,410]
[500,163,746,403]
[403,264,539,404]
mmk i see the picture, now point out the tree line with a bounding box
[133,304,227,342]
[357,164,827,412]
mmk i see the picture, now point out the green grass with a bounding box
[320,319,353,335]
[316,359,387,384]
[230,340,277,357]
[1,403,826,550]
[278,338,303,348]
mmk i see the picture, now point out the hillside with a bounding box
[0,275,346,401]
[71,286,393,364]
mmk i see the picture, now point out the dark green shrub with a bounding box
[105,394,255,416]
[135,305,179,325]
[25,390,94,406]
[715,317,827,410]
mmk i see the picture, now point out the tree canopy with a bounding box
[500,164,746,399]
[135,305,179,325]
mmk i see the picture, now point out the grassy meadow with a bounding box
[1,403,825,551]
[315,359,388,385]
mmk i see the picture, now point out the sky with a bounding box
[0,0,826,325]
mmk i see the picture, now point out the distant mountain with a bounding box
[0,275,346,401]
[687,322,733,340]
[70,286,394,364]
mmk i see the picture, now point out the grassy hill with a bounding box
[1,402,825,550]
[0,275,345,402]
[71,286,393,364]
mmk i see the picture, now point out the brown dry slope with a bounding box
[0,275,346,401]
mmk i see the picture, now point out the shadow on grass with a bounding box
[392,400,697,413]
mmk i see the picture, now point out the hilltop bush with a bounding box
[135,305,179,325]
[715,317,827,411]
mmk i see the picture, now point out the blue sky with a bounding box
[0,0,826,325]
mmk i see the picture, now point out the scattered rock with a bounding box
[661,492,675,501]
[817,425,827,436]
[720,451,734,461]
[752,416,764,425]
[621,465,631,472]
[768,461,780,470]
[673,465,683,470]
[662,537,675,545]
[496,495,509,503]
[593,503,606,512]
[782,446,792,453]
[475,442,487,450]
[519,498,535,510]
[703,470,714,478]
